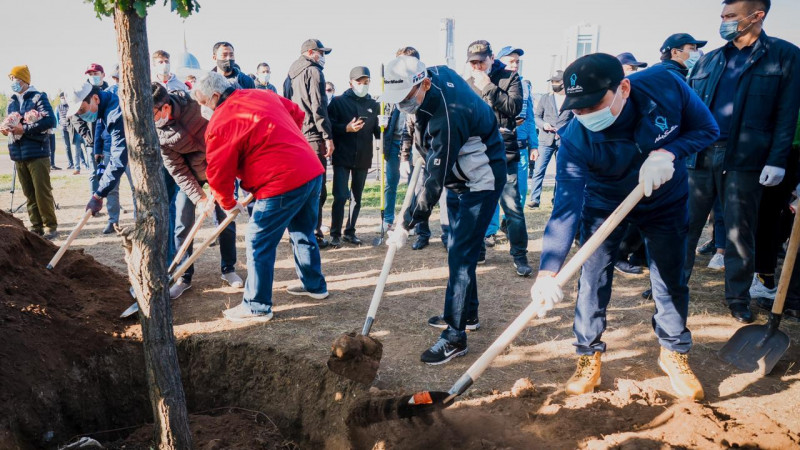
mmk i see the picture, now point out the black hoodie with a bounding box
[328,89,380,169]
[283,56,332,142]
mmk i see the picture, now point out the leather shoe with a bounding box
[730,303,754,324]
[342,234,362,245]
[412,236,429,250]
[329,236,342,248]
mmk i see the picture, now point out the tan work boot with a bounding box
[658,348,704,401]
[565,352,602,395]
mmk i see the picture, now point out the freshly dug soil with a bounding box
[327,331,384,385]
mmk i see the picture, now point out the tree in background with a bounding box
[88,0,200,448]
[0,93,8,121]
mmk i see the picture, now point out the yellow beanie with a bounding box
[9,65,31,85]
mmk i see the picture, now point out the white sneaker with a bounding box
[708,253,725,270]
[749,275,777,299]
[221,272,244,288]
[169,280,191,300]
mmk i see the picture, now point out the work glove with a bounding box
[385,227,410,249]
[225,202,248,218]
[378,114,390,128]
[530,276,564,318]
[200,197,217,217]
[86,194,104,216]
[399,160,411,180]
[759,165,785,187]
[639,151,675,197]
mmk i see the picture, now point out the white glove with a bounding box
[225,202,248,217]
[530,276,564,318]
[759,165,785,187]
[385,227,409,249]
[399,160,411,181]
[378,114,390,128]
[200,198,216,216]
[639,151,675,197]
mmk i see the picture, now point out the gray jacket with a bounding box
[534,93,574,148]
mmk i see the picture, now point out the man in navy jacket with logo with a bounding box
[530,54,719,401]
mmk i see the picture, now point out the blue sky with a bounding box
[3,0,800,97]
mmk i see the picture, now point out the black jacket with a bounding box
[283,56,332,142]
[688,32,800,171]
[534,93,574,148]
[654,59,690,79]
[6,88,56,162]
[328,89,380,170]
[466,59,523,162]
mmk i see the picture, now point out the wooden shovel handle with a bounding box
[47,209,93,270]
[773,206,800,314]
[168,201,213,274]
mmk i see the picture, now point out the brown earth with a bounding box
[1,168,799,449]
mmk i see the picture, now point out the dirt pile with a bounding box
[0,211,148,449]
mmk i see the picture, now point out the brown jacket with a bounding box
[157,91,208,204]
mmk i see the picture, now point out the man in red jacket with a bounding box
[192,71,328,322]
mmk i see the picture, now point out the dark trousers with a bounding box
[754,179,795,274]
[330,165,368,238]
[49,134,56,166]
[685,145,763,307]
[440,188,502,345]
[61,129,74,167]
[575,202,692,355]
[309,140,327,237]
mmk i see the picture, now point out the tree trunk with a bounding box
[112,6,193,449]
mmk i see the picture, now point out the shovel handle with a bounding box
[47,209,93,270]
[171,194,253,283]
[168,201,213,274]
[450,183,645,398]
[361,158,424,336]
[773,205,800,314]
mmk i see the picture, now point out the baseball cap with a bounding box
[615,52,647,68]
[301,39,332,55]
[548,70,565,82]
[561,53,624,111]
[349,66,370,80]
[85,63,105,74]
[466,40,492,62]
[660,33,708,53]
[65,80,95,117]
[379,56,427,104]
[496,46,524,59]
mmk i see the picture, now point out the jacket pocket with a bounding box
[454,137,495,192]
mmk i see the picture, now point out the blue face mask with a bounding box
[79,103,98,123]
[684,51,701,71]
[575,89,623,132]
[10,80,22,93]
[89,75,103,87]
[719,12,758,41]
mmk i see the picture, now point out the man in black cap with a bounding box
[327,66,380,247]
[284,39,335,247]
[530,70,573,208]
[655,33,707,78]
[529,53,719,401]
[616,52,648,75]
[465,40,531,277]
[211,42,255,89]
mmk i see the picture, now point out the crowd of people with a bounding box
[3,0,800,403]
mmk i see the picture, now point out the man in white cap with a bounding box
[382,55,507,365]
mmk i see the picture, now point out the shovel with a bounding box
[348,183,646,425]
[373,64,388,247]
[46,210,93,270]
[718,204,799,375]
[328,159,424,384]
[120,194,254,318]
[168,199,215,273]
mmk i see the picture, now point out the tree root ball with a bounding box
[331,332,383,361]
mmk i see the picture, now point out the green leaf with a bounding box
[134,0,149,17]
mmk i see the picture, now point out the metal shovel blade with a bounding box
[326,331,383,385]
[371,235,384,246]
[120,302,139,318]
[718,320,790,376]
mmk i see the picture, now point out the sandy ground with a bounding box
[1,144,798,448]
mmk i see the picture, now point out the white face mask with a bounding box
[201,105,214,120]
[257,73,271,85]
[319,54,326,67]
[574,89,624,132]
[351,83,369,98]
[156,62,170,76]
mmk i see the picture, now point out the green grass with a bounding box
[328,180,408,210]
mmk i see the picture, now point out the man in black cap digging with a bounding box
[616,52,648,75]
[529,53,719,401]
[655,33,708,78]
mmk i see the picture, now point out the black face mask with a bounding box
[552,84,564,93]
[217,59,234,73]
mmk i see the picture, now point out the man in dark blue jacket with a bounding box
[381,55,506,365]
[65,81,129,218]
[531,54,719,401]
[2,65,58,239]
[211,42,255,89]
[685,0,800,324]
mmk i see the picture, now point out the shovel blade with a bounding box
[327,331,383,385]
[372,236,384,247]
[120,301,139,318]
[347,391,452,427]
[718,324,791,375]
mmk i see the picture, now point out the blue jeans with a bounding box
[484,160,528,258]
[61,129,74,167]
[383,139,402,225]
[174,189,237,282]
[440,187,502,345]
[330,165,368,238]
[518,147,529,205]
[574,201,691,355]
[243,175,327,313]
[530,144,558,205]
[164,173,178,262]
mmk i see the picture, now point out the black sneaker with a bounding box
[477,251,486,265]
[427,314,480,331]
[696,239,716,256]
[316,236,330,249]
[527,201,540,209]
[343,234,362,245]
[420,338,468,365]
[484,235,496,248]
[329,236,342,248]
[514,257,533,277]
[642,288,652,300]
[614,260,643,275]
[412,236,429,250]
